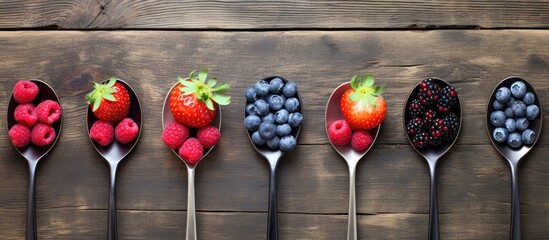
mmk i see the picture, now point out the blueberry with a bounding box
[268,94,286,111]
[511,101,527,117]
[504,118,516,132]
[495,87,511,102]
[245,87,258,103]
[266,136,280,150]
[522,92,535,105]
[244,115,261,131]
[493,127,508,143]
[288,112,303,127]
[246,103,259,115]
[284,97,300,112]
[262,113,275,124]
[515,117,529,131]
[510,81,527,99]
[276,124,292,137]
[522,129,536,145]
[526,105,539,120]
[507,132,522,149]
[258,122,277,140]
[490,111,506,127]
[254,99,270,115]
[282,81,297,97]
[279,135,297,152]
[252,131,266,146]
[269,78,284,93]
[493,100,505,110]
[274,109,289,124]
[506,97,516,107]
[255,80,270,96]
[504,108,514,118]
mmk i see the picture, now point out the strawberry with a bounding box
[85,77,130,122]
[340,74,387,130]
[169,69,231,128]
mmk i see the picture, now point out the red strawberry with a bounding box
[340,74,387,130]
[85,77,130,122]
[169,69,231,128]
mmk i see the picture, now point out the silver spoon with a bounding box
[324,82,380,240]
[245,76,302,240]
[162,82,222,240]
[403,78,462,240]
[7,79,63,240]
[86,78,142,240]
[486,76,542,240]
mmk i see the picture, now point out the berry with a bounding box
[351,130,373,151]
[179,138,203,165]
[14,103,38,127]
[262,113,275,124]
[327,120,352,146]
[510,81,527,98]
[31,123,56,147]
[244,115,261,131]
[515,118,529,131]
[115,118,139,144]
[427,120,443,147]
[511,101,526,117]
[9,124,31,148]
[284,97,300,113]
[162,121,190,149]
[274,109,289,124]
[442,113,459,142]
[507,132,522,149]
[495,87,511,102]
[437,85,458,113]
[279,135,297,152]
[493,127,508,143]
[268,94,286,111]
[406,117,423,135]
[255,80,270,96]
[341,74,386,130]
[522,129,536,145]
[276,124,292,137]
[490,111,506,127]
[197,125,221,148]
[258,122,277,140]
[407,99,425,118]
[282,82,297,98]
[36,100,62,124]
[266,136,280,150]
[86,78,130,123]
[245,87,258,103]
[523,92,535,105]
[504,107,514,118]
[493,100,505,110]
[506,97,516,108]
[246,103,258,115]
[288,112,303,127]
[526,105,539,120]
[504,118,516,132]
[269,78,284,93]
[89,120,114,146]
[412,132,429,150]
[422,109,438,128]
[254,99,270,116]
[417,79,440,106]
[251,131,266,145]
[13,80,39,104]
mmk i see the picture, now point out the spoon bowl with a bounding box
[486,76,542,240]
[7,79,63,240]
[324,82,380,240]
[86,78,142,240]
[403,78,462,240]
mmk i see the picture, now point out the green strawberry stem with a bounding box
[348,74,386,108]
[178,69,231,110]
[85,77,118,112]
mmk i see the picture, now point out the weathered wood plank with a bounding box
[2,1,549,29]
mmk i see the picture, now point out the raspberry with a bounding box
[14,103,38,127]
[13,80,39,104]
[197,125,221,148]
[115,118,139,143]
[328,120,352,146]
[89,120,114,146]
[351,130,373,152]
[31,123,56,147]
[162,121,190,150]
[36,100,62,124]
[179,138,203,165]
[9,124,31,148]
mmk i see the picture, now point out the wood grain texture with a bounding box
[0,30,547,239]
[2,1,549,29]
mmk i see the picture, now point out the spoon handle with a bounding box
[26,160,38,240]
[428,161,439,240]
[509,161,521,240]
[108,162,118,240]
[267,164,278,240]
[186,166,197,240]
[347,162,358,240]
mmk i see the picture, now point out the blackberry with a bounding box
[442,113,459,142]
[428,118,444,147]
[406,117,423,135]
[437,85,458,113]
[417,79,440,106]
[412,132,429,150]
[407,99,425,118]
[422,109,437,128]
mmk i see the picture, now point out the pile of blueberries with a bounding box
[490,80,540,148]
[244,77,303,152]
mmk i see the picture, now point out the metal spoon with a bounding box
[324,82,380,240]
[486,76,542,240]
[244,76,302,240]
[162,82,222,240]
[7,80,63,240]
[86,79,142,240]
[403,78,462,240]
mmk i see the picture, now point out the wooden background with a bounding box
[0,1,548,240]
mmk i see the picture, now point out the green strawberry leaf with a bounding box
[349,92,361,101]
[103,93,116,102]
[212,83,230,94]
[366,95,376,107]
[180,78,194,87]
[207,78,217,87]
[364,74,374,87]
[106,77,117,87]
[205,98,214,110]
[350,74,359,89]
[93,95,102,112]
[198,69,208,83]
[211,94,231,106]
[105,88,115,94]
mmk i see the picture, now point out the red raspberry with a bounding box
[31,123,56,147]
[162,121,190,150]
[115,118,139,144]
[351,130,373,152]
[89,120,114,146]
[328,120,352,145]
[179,138,203,165]
[9,124,31,148]
[13,80,39,104]
[197,125,220,148]
[37,100,62,124]
[14,103,38,127]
